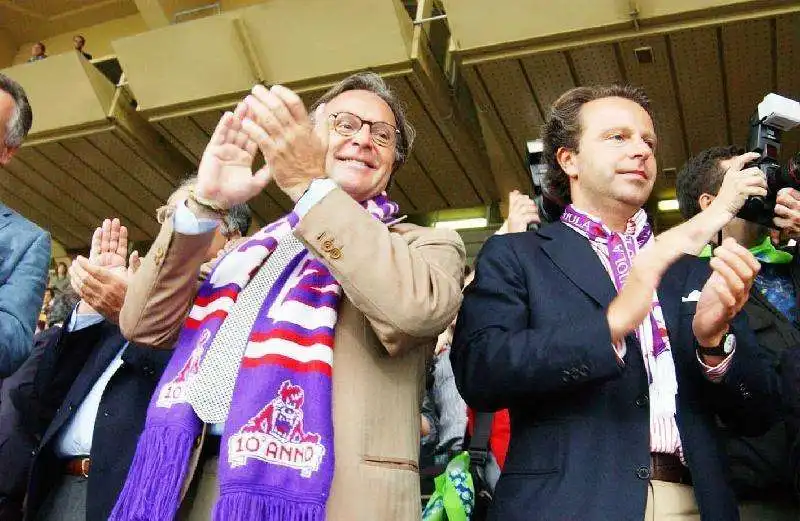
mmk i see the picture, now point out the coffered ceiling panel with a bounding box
[669,27,729,155]
[457,9,800,221]
[570,44,625,86]
[520,52,575,116]
[721,19,773,150]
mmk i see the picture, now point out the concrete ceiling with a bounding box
[1,0,799,251]
[0,0,138,44]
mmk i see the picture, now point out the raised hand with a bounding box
[88,218,128,271]
[195,102,272,210]
[773,187,800,237]
[242,84,328,202]
[710,152,767,218]
[505,190,540,233]
[693,238,760,347]
[69,257,128,324]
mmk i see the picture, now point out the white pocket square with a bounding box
[681,290,701,303]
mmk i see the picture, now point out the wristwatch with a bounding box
[698,332,736,357]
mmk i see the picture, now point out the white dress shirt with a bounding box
[55,310,127,458]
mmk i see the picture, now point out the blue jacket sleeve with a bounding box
[0,231,50,377]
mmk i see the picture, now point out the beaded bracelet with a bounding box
[187,187,228,217]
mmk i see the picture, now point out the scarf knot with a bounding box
[561,205,678,422]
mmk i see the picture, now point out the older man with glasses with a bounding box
[110,72,465,521]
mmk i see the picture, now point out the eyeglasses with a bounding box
[329,112,399,149]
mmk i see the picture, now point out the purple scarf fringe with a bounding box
[214,492,324,521]
[108,425,196,521]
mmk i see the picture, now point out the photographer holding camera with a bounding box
[676,146,800,520]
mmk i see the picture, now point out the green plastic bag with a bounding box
[422,451,476,521]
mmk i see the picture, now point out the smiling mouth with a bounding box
[337,157,376,169]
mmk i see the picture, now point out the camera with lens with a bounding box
[526,139,565,230]
[736,93,800,227]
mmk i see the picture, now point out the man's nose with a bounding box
[349,123,374,148]
[629,137,652,158]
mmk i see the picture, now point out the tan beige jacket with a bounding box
[119,188,465,520]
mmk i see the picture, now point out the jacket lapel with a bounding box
[538,222,617,308]
[42,329,127,447]
[656,262,685,343]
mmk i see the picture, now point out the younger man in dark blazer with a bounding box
[452,85,780,521]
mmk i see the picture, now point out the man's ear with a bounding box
[0,146,18,166]
[698,193,715,211]
[556,146,579,179]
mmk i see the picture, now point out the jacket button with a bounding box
[561,370,571,383]
[329,248,342,260]
[636,466,651,480]
[635,394,649,408]
[578,364,590,377]
[321,239,335,252]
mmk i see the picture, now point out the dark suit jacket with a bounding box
[451,222,779,521]
[0,204,50,377]
[23,317,171,521]
[723,282,800,502]
[0,327,61,521]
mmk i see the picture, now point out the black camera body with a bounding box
[736,94,800,227]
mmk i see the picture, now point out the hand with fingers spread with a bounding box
[708,152,768,218]
[88,218,129,272]
[70,219,139,324]
[504,190,540,234]
[693,238,760,348]
[195,102,271,211]
[242,84,329,202]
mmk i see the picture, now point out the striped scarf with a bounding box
[110,194,399,521]
[560,205,679,435]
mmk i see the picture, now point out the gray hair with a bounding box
[310,72,416,172]
[221,203,252,237]
[0,73,33,149]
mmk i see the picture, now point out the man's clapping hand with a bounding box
[69,218,141,324]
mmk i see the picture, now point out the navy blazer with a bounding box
[0,204,50,377]
[451,222,779,521]
[23,318,171,521]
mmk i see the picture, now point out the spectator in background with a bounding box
[46,288,79,328]
[51,262,71,296]
[18,196,251,521]
[676,145,800,520]
[27,43,46,63]
[0,73,52,376]
[465,190,542,495]
[73,36,92,61]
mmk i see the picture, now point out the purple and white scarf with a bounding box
[110,194,399,521]
[560,205,678,423]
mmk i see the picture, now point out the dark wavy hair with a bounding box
[541,85,653,205]
[676,145,739,219]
